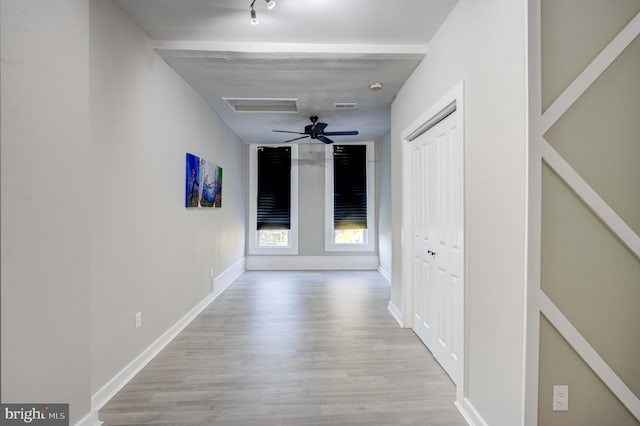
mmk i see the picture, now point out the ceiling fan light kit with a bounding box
[249,0,275,24]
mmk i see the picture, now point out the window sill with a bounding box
[248,246,299,256]
[324,243,375,253]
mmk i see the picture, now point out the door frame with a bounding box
[400,81,467,409]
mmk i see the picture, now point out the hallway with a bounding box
[99,271,466,425]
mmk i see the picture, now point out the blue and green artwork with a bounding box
[185,153,222,208]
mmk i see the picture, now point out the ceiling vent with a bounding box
[222,98,298,113]
[334,102,358,109]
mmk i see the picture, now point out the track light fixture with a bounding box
[249,0,275,25]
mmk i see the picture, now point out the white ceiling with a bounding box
[116,0,458,144]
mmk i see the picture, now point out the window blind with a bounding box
[333,145,367,229]
[257,146,291,230]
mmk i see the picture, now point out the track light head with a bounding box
[250,7,258,24]
[265,0,276,9]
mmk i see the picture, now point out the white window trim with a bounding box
[324,141,375,252]
[248,144,299,255]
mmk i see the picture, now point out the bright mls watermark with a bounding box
[0,404,68,425]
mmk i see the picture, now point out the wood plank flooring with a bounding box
[99,271,466,426]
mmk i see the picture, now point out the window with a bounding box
[249,145,298,254]
[325,142,375,252]
[257,146,290,247]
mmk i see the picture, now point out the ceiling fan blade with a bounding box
[273,130,306,135]
[283,135,310,143]
[316,136,334,144]
[313,122,328,133]
[323,131,359,136]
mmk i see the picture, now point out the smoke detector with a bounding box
[369,82,383,91]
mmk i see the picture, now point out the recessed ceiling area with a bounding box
[155,49,424,144]
[116,0,459,144]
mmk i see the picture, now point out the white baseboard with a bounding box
[213,257,245,295]
[455,398,488,426]
[387,300,404,327]
[74,410,102,426]
[378,265,391,283]
[91,293,216,411]
[246,255,379,270]
[91,257,245,413]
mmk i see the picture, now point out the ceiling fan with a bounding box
[273,115,359,144]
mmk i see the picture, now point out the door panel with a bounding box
[411,111,463,384]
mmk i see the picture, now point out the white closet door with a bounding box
[411,111,463,384]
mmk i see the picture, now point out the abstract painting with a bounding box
[185,153,201,208]
[185,153,222,208]
[213,165,223,208]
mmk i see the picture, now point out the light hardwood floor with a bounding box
[100,271,466,426]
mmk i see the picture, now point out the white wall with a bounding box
[297,143,330,256]
[1,0,92,423]
[376,131,392,279]
[391,0,527,424]
[90,0,246,394]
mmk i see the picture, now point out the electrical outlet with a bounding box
[135,311,142,329]
[553,385,569,411]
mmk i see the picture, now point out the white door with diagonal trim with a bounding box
[411,111,463,384]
